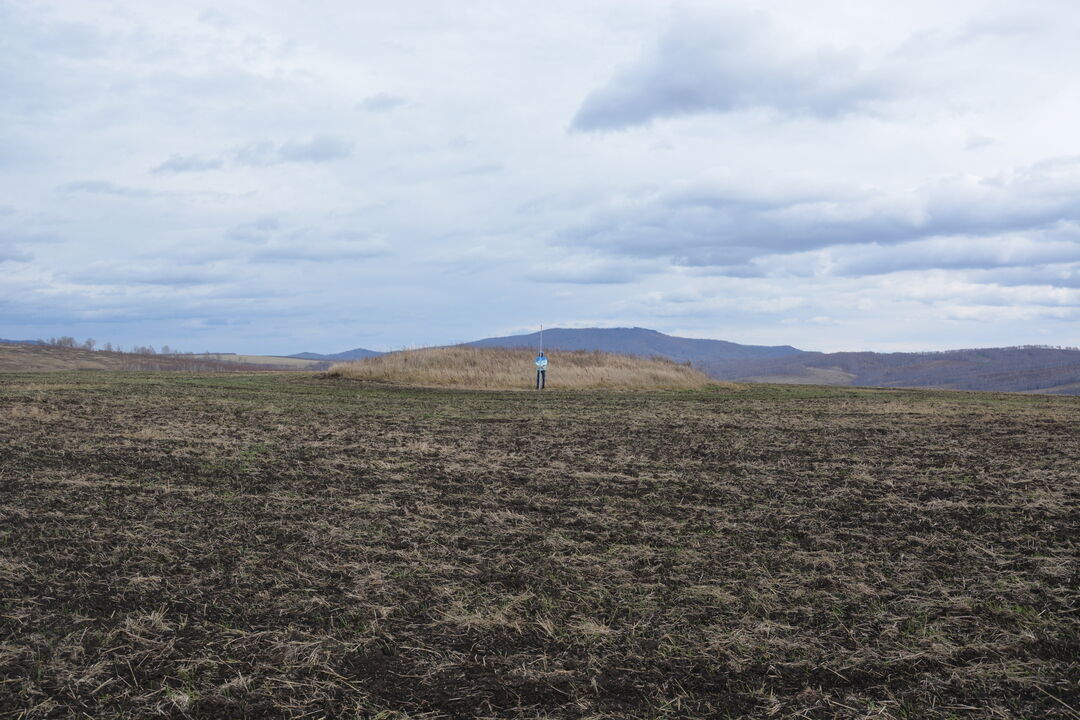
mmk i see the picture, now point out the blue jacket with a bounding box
[535,354,548,370]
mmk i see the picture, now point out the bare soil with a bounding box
[0,373,1077,719]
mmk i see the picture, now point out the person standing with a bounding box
[535,351,548,389]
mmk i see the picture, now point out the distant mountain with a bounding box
[9,328,1077,394]
[704,346,1080,396]
[295,329,1079,395]
[289,347,383,361]
[463,328,1079,395]
[467,327,803,363]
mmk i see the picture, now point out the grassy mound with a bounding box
[327,346,717,389]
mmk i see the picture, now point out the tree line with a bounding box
[41,337,186,355]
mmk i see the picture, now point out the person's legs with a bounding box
[541,369,546,389]
[536,370,541,390]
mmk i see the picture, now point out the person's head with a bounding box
[539,351,544,357]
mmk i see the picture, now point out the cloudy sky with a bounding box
[3,0,1079,353]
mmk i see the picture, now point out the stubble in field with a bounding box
[0,373,1077,718]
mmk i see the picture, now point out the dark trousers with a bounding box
[536,369,546,389]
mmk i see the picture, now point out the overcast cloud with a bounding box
[1,0,1079,353]
[571,7,894,131]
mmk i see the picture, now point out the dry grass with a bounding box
[1,373,1077,719]
[327,346,718,390]
[0,343,281,373]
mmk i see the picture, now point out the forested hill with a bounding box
[288,347,383,361]
[467,327,803,363]
[298,328,1079,394]
[704,346,1080,395]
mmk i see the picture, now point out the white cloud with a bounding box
[2,0,1079,353]
[152,153,224,174]
[234,135,353,166]
[572,6,893,131]
[357,93,407,113]
[60,180,153,197]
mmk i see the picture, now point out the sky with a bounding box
[2,0,1079,354]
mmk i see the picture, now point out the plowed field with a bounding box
[1,373,1077,718]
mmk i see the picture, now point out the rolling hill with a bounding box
[8,327,1077,394]
[289,347,383,361]
[327,346,717,390]
[467,327,803,363]
[0,343,281,373]
[703,346,1080,395]
[459,327,1079,395]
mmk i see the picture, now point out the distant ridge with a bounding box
[705,346,1080,395]
[467,327,803,363]
[294,328,1079,395]
[289,347,383,361]
[5,328,1077,394]
[291,328,799,365]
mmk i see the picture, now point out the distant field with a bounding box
[191,353,324,369]
[329,346,716,390]
[0,343,277,373]
[738,366,858,386]
[0,373,1076,718]
[705,347,1080,395]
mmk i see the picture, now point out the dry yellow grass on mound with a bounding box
[327,346,721,390]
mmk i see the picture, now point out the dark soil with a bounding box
[1,373,1077,718]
